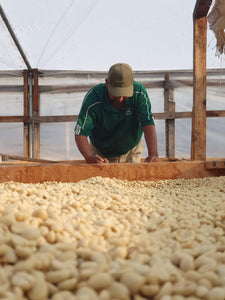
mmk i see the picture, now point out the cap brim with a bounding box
[109,85,133,97]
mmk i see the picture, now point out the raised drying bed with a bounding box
[0,159,225,183]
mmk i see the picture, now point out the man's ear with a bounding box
[105,79,108,87]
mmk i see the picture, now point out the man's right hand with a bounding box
[85,154,109,164]
[75,135,109,164]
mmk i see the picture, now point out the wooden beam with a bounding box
[38,81,165,93]
[1,109,223,125]
[192,16,207,160]
[205,160,225,169]
[0,116,30,122]
[193,0,213,19]
[0,161,224,183]
[207,110,225,117]
[164,73,175,157]
[0,86,23,92]
[23,70,29,157]
[33,69,40,159]
[32,109,225,124]
[34,115,78,123]
[34,112,188,123]
[1,78,224,95]
[1,68,225,79]
[0,153,56,164]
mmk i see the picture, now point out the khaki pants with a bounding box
[90,139,143,163]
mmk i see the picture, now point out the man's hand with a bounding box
[142,125,160,163]
[85,154,109,164]
[75,135,109,164]
[145,155,160,163]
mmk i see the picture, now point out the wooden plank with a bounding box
[207,110,225,117]
[39,69,192,79]
[0,68,225,79]
[172,79,225,88]
[34,115,78,123]
[192,16,207,160]
[32,110,225,124]
[172,80,193,88]
[34,113,192,124]
[0,86,24,92]
[193,0,213,19]
[205,79,225,86]
[39,84,95,94]
[0,70,23,77]
[39,68,225,78]
[0,116,30,122]
[0,153,57,163]
[154,112,192,120]
[23,70,29,157]
[38,81,165,94]
[1,79,225,95]
[0,161,224,183]
[205,160,225,169]
[164,73,175,157]
[33,69,40,159]
[1,110,222,126]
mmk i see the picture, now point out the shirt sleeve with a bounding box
[135,83,155,127]
[74,89,96,137]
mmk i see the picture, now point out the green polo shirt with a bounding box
[74,81,155,157]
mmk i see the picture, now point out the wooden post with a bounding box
[191,0,213,160]
[33,69,40,158]
[164,73,175,157]
[192,17,207,160]
[23,70,29,157]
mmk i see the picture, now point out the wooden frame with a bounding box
[23,70,29,157]
[0,0,225,184]
[33,68,40,158]
[164,73,175,157]
[191,0,213,160]
[0,68,225,161]
[1,0,224,173]
[0,160,224,183]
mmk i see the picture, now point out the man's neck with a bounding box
[110,99,124,110]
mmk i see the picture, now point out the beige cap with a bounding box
[108,63,134,97]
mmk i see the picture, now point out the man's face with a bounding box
[105,79,129,103]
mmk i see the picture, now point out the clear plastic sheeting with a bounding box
[0,70,225,161]
[0,92,23,116]
[40,123,77,161]
[0,0,223,71]
[0,123,23,156]
[40,92,85,116]
[0,15,26,70]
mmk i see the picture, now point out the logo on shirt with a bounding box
[125,108,132,116]
[74,124,81,135]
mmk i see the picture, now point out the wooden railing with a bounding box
[0,69,225,159]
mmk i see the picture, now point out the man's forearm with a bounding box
[75,135,108,163]
[75,135,92,161]
[143,125,159,160]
